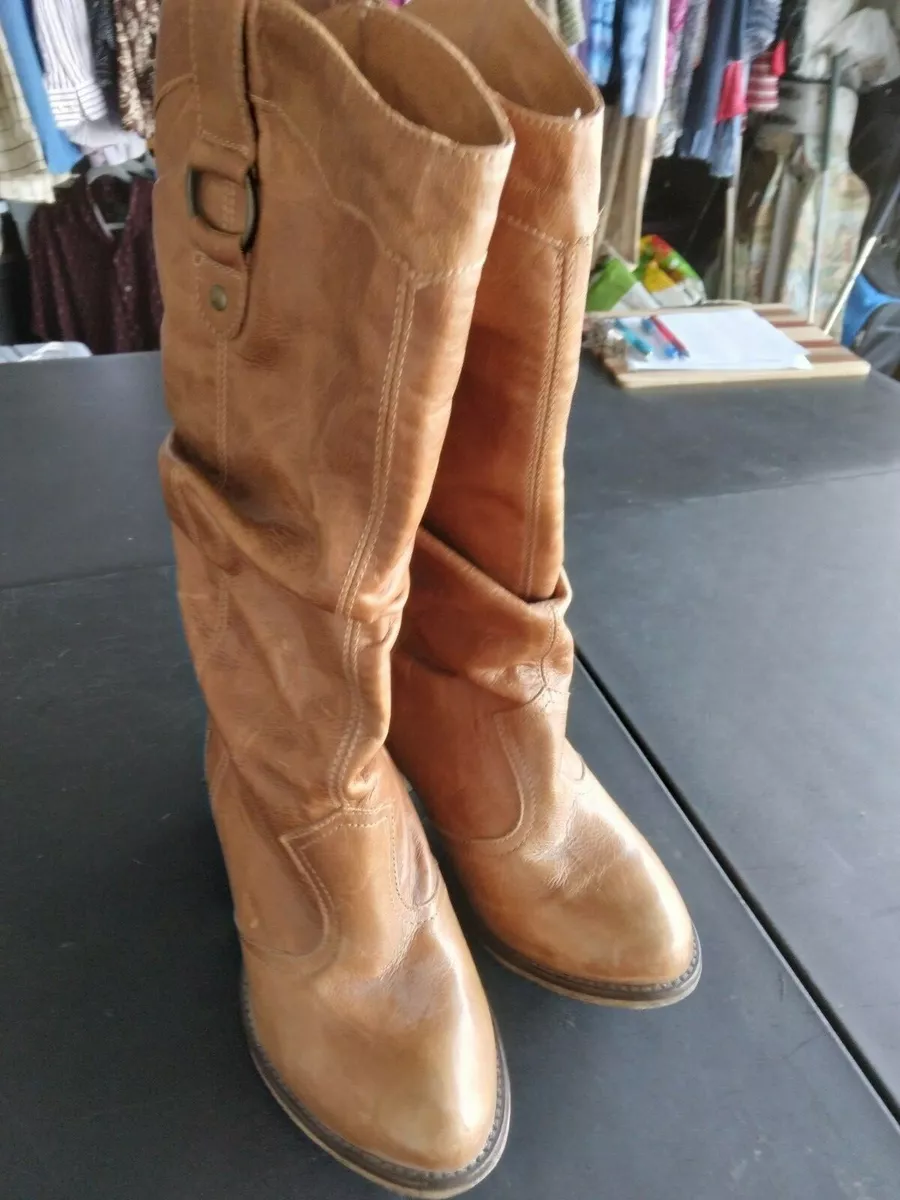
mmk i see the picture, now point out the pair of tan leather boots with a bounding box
[154,0,700,1193]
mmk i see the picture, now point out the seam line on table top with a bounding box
[574,645,900,1132]
[0,559,175,595]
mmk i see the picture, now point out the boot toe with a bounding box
[241,908,510,1195]
[462,759,701,1007]
[483,854,700,1007]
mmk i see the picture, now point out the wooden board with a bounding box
[593,304,871,390]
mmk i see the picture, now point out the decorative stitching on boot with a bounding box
[286,807,402,921]
[154,73,191,110]
[498,213,596,251]
[538,604,560,692]
[337,277,407,615]
[215,337,229,488]
[230,0,254,152]
[521,247,563,596]
[188,0,202,139]
[332,274,414,812]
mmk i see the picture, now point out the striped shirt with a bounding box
[33,0,108,131]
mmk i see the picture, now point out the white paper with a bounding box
[623,309,812,372]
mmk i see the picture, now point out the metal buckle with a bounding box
[185,167,258,252]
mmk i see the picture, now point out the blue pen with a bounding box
[613,318,653,358]
[640,317,679,358]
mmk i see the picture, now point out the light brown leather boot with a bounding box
[391,0,700,1008]
[154,1,514,1192]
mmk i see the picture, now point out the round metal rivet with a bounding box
[210,285,228,312]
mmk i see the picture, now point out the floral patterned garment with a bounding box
[113,0,160,139]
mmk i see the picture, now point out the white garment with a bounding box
[33,0,108,129]
[68,119,147,166]
[33,0,148,167]
[801,8,900,90]
[634,0,671,119]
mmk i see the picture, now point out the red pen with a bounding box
[651,315,689,358]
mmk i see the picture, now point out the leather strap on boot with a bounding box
[183,0,257,339]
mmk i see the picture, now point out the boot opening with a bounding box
[409,0,598,119]
[317,4,509,148]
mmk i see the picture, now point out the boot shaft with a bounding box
[154,0,513,823]
[155,0,512,619]
[408,0,603,601]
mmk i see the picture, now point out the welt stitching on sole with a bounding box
[241,977,508,1185]
[494,931,701,998]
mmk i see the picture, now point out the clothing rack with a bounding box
[0,1,161,354]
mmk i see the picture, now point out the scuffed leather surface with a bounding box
[393,0,696,992]
[155,0,513,1173]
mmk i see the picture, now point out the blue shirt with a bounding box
[0,0,81,174]
[587,0,617,86]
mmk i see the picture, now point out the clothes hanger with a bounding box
[84,160,146,235]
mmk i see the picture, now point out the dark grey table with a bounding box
[567,356,900,1116]
[2,353,899,1199]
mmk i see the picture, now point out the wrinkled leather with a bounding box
[155,0,514,1178]
[392,0,697,998]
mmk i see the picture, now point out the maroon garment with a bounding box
[29,175,162,355]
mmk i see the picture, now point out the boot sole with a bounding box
[240,974,511,1198]
[484,929,702,1010]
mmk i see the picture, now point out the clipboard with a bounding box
[585,304,871,390]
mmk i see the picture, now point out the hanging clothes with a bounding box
[32,0,108,129]
[734,83,867,324]
[678,0,745,164]
[776,0,805,72]
[532,0,586,44]
[744,0,781,59]
[29,174,162,353]
[586,0,617,85]
[801,6,900,90]
[533,0,560,33]
[0,23,70,202]
[85,0,118,115]
[707,0,782,177]
[0,0,81,175]
[113,0,160,138]
[746,41,786,114]
[665,0,689,79]
[32,0,144,164]
[557,0,587,45]
[599,0,670,260]
[635,0,670,117]
[70,117,146,165]
[619,0,657,116]
[654,0,708,156]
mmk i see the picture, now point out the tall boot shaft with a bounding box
[155,0,513,825]
[408,0,602,601]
